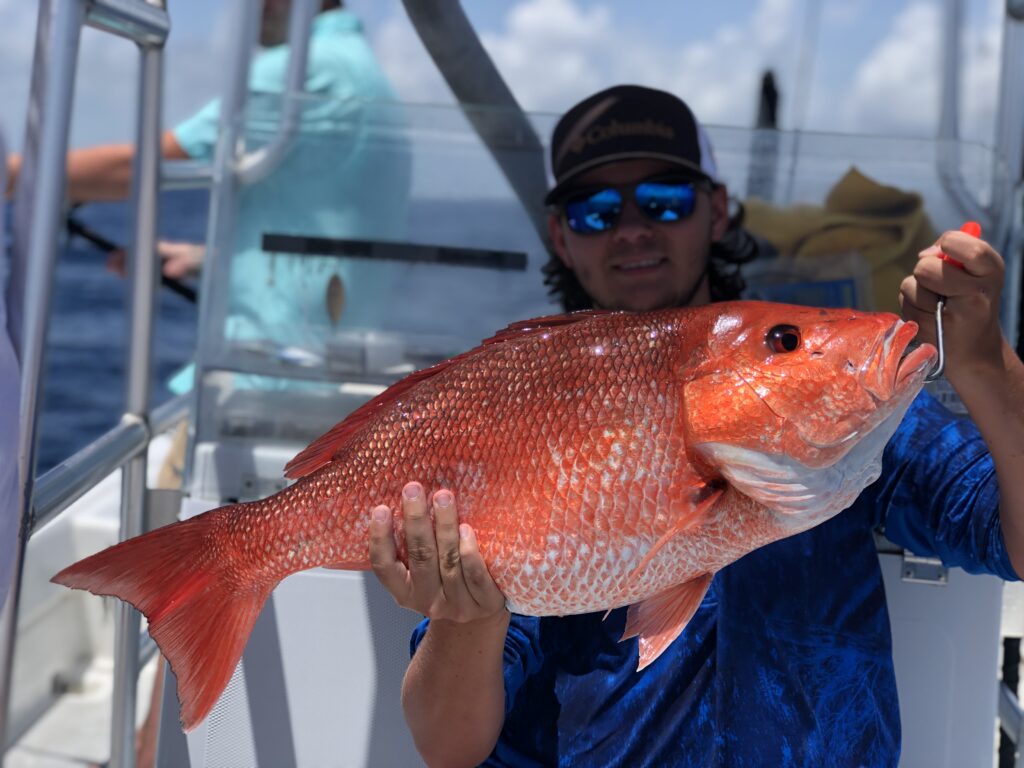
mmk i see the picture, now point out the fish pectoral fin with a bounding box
[621,573,713,670]
[625,487,724,584]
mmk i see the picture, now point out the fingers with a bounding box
[926,230,1004,280]
[898,280,938,347]
[367,482,507,622]
[105,250,127,277]
[402,483,443,608]
[432,490,472,610]
[157,242,204,279]
[900,231,1008,372]
[368,504,410,601]
[458,523,507,614]
[433,491,507,618]
[902,231,1005,328]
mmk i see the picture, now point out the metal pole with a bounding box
[109,18,165,768]
[236,0,317,184]
[400,0,549,246]
[996,3,1024,185]
[936,0,989,226]
[0,0,85,743]
[994,4,1024,354]
[938,0,962,148]
[184,0,258,489]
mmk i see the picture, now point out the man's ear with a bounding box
[548,212,574,268]
[709,185,729,242]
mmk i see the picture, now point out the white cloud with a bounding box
[374,0,802,128]
[841,3,941,136]
[840,0,1001,142]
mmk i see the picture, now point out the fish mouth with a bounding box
[896,342,936,386]
[864,319,936,398]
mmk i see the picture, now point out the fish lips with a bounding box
[862,319,936,400]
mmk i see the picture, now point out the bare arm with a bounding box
[5,130,189,203]
[369,483,509,768]
[900,230,1024,577]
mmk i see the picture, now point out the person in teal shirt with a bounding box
[6,0,411,386]
[173,0,411,362]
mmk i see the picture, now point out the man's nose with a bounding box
[613,198,653,238]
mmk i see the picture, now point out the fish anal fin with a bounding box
[625,487,724,585]
[621,573,713,669]
[283,309,616,480]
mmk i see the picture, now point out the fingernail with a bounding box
[459,523,473,540]
[435,491,453,508]
[403,483,421,500]
[372,506,389,523]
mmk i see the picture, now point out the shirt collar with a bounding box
[313,8,362,35]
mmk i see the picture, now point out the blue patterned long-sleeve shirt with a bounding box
[410,391,1018,767]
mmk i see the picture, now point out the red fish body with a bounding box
[53,301,935,731]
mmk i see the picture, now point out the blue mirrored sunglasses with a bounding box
[561,178,707,235]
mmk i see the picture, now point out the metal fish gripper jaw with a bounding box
[923,221,981,384]
[923,300,946,383]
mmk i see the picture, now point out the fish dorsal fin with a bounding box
[479,309,613,344]
[625,487,724,585]
[283,309,615,480]
[621,573,713,670]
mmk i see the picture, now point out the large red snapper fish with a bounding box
[53,301,936,731]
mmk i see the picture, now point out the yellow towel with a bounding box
[743,167,938,313]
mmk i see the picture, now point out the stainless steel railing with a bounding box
[0,2,170,767]
[1,0,319,761]
[32,395,189,535]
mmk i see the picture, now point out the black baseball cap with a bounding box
[545,85,719,205]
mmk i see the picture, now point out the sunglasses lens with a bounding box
[565,188,622,234]
[635,181,697,223]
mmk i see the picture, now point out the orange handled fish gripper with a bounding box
[924,221,981,382]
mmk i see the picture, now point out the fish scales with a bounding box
[227,312,707,612]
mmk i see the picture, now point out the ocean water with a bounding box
[37,190,206,471]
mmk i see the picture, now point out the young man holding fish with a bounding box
[369,85,1024,766]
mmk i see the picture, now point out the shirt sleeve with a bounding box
[172,98,221,162]
[409,614,547,714]
[172,46,288,161]
[868,390,1018,581]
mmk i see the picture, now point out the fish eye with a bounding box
[766,324,801,353]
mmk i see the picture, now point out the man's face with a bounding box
[548,159,728,312]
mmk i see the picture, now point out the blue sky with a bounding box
[0,0,1008,152]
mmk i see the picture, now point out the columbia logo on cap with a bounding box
[568,119,676,155]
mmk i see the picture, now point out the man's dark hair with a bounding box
[541,196,769,312]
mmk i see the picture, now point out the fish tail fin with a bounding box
[51,508,273,731]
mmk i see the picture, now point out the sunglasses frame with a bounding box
[552,175,714,236]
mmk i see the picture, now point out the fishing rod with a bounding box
[65,213,198,304]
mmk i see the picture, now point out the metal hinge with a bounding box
[901,553,949,585]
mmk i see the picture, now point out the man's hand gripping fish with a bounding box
[53,301,937,731]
